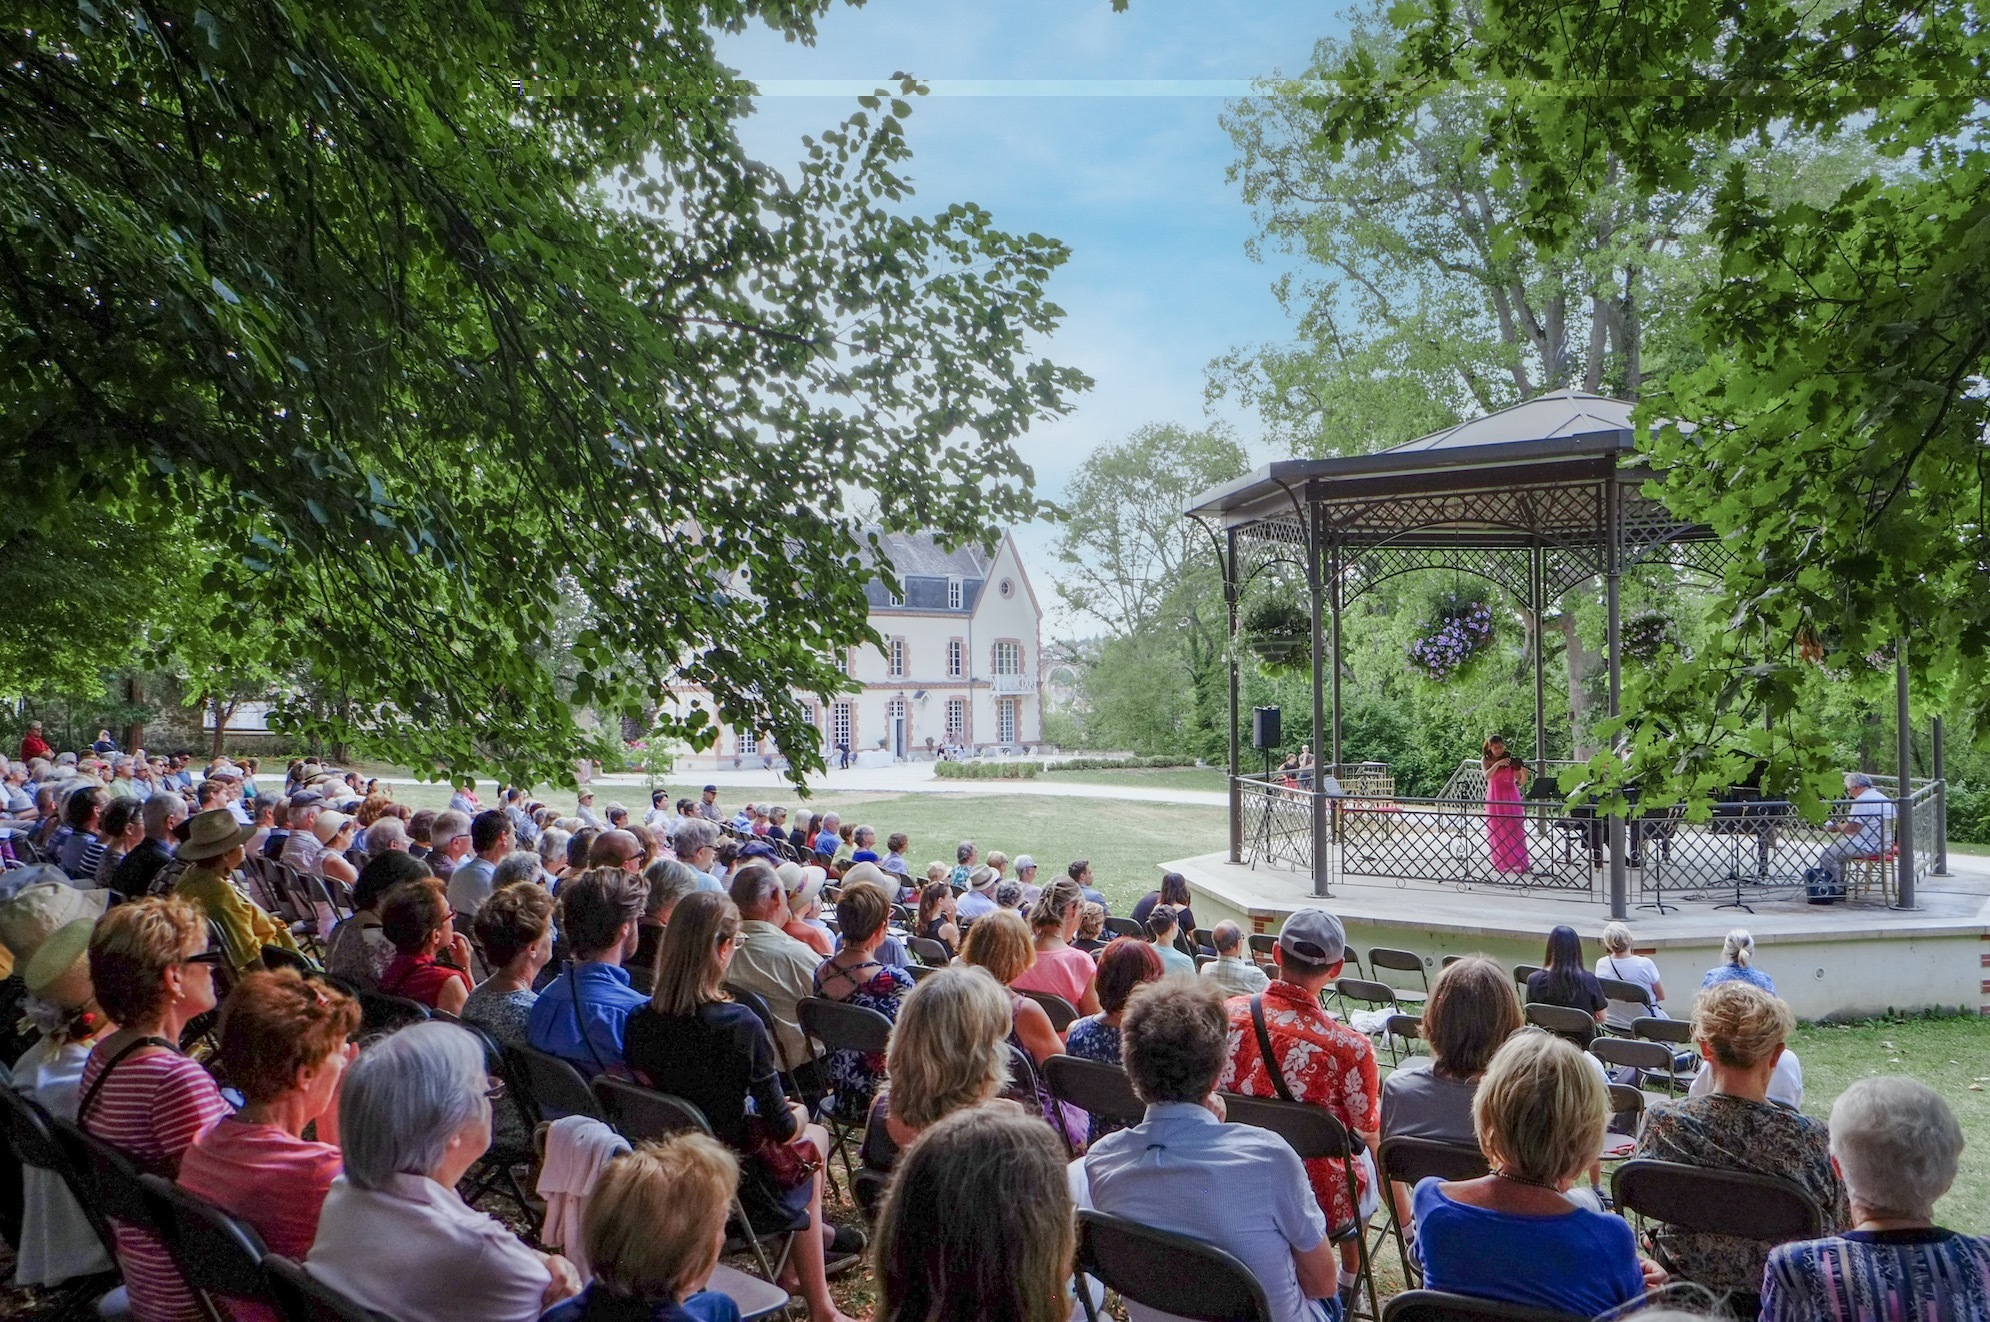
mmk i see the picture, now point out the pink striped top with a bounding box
[78,1045,229,1322]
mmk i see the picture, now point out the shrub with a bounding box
[933,761,1040,780]
[1046,756,1196,772]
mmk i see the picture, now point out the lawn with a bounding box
[1038,765,1229,793]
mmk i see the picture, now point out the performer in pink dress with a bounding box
[1482,735,1531,874]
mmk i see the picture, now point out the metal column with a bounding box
[1530,543,1547,772]
[1933,714,1949,876]
[1604,471,1628,920]
[1896,642,1915,909]
[1226,529,1242,866]
[1309,503,1330,898]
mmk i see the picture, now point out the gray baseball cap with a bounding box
[1278,909,1347,968]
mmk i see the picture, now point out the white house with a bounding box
[675,530,1043,766]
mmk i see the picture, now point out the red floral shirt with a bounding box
[1218,978,1379,1226]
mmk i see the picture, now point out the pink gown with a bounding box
[1486,761,1530,873]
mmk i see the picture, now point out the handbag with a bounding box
[743,1112,822,1193]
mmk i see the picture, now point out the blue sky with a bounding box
[715,0,1347,631]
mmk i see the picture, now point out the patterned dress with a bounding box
[1763,1228,1990,1322]
[811,958,911,1122]
[1633,1092,1850,1291]
[1065,1015,1126,1145]
[1217,979,1379,1228]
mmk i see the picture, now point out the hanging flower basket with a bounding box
[1623,611,1679,663]
[1243,599,1311,674]
[1407,589,1495,681]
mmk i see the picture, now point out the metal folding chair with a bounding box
[1366,947,1431,1006]
[1590,1036,1685,1096]
[1382,1289,1589,1322]
[1523,1003,1597,1049]
[1103,916,1144,939]
[1611,1158,1825,1285]
[0,1087,120,1311]
[504,1042,604,1122]
[1220,1092,1378,1320]
[1042,1055,1145,1132]
[263,1254,396,1322]
[1018,988,1080,1034]
[797,995,893,1189]
[908,936,951,966]
[1376,1137,1489,1284]
[140,1173,278,1322]
[1075,1208,1272,1322]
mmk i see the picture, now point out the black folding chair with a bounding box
[1332,977,1402,1062]
[907,963,942,983]
[141,1173,279,1322]
[354,989,430,1038]
[1247,932,1278,972]
[1382,1289,1589,1322]
[1103,916,1144,939]
[504,1043,603,1122]
[1019,988,1080,1034]
[49,1115,165,1247]
[797,995,894,1187]
[908,936,951,966]
[589,1076,798,1290]
[1633,1015,1692,1046]
[1376,1135,1489,1283]
[1511,963,1541,989]
[1366,948,1431,1006]
[1611,1158,1825,1282]
[1382,1013,1423,1062]
[0,1087,119,1310]
[1606,1083,1648,1136]
[261,944,316,975]
[1042,1056,1144,1132]
[1075,1208,1272,1322]
[1221,1092,1378,1320]
[1590,1036,1684,1096]
[1596,975,1656,1034]
[1523,1003,1597,1049]
[263,1254,396,1322]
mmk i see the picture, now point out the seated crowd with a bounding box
[0,748,1984,1322]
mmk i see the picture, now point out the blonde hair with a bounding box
[884,966,1013,1132]
[1690,980,1792,1069]
[1026,878,1082,933]
[650,892,738,1018]
[925,861,949,885]
[960,909,1035,985]
[1721,928,1755,967]
[585,1136,738,1302]
[1473,1030,1605,1186]
[88,896,207,1024]
[1600,921,1634,955]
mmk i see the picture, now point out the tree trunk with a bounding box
[1555,608,1597,758]
[209,696,234,761]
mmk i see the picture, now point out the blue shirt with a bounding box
[1412,1178,1643,1317]
[1700,964,1775,994]
[541,1284,739,1322]
[525,963,650,1078]
[1080,1102,1329,1322]
[812,831,840,857]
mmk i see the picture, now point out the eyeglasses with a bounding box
[183,950,225,967]
[484,1077,508,1101]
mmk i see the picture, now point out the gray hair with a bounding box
[492,850,541,892]
[1721,928,1755,967]
[363,817,408,855]
[768,805,788,824]
[430,809,471,851]
[1601,921,1634,954]
[1211,920,1244,954]
[1829,1076,1963,1219]
[854,824,876,847]
[112,756,134,774]
[957,840,976,864]
[994,880,1024,909]
[642,857,703,917]
[675,819,718,855]
[338,1022,487,1188]
[1846,771,1875,789]
[141,793,186,837]
[820,812,840,829]
[536,827,571,866]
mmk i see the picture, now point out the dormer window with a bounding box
[947,576,963,610]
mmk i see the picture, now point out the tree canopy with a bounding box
[2,0,1087,781]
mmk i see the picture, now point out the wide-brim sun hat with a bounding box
[312,810,355,845]
[178,807,258,861]
[24,917,96,1005]
[0,879,110,966]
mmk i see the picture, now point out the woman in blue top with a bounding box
[1699,928,1775,993]
[1414,1030,1663,1317]
[540,1136,741,1322]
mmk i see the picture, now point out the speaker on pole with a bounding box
[1251,706,1282,752]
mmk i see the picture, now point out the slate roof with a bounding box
[864,530,993,579]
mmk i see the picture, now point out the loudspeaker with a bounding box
[1251,706,1282,752]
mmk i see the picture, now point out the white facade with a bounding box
[678,530,1043,765]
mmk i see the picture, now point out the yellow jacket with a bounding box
[174,864,300,973]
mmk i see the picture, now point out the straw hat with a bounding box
[0,879,109,967]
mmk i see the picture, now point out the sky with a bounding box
[714,0,1349,633]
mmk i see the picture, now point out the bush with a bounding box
[933,760,1041,780]
[1946,780,1990,845]
[1045,755,1196,771]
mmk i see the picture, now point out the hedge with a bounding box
[933,761,1042,780]
[1043,755,1197,771]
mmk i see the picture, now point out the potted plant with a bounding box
[1244,598,1312,673]
[1406,588,1496,681]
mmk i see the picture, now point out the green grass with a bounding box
[1040,765,1229,792]
[1786,1015,1990,1229]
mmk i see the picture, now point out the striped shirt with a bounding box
[78,1045,229,1322]
[1763,1228,1990,1322]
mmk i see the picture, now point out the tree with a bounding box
[1052,424,1249,756]
[2,2,1088,784]
[1305,0,1990,804]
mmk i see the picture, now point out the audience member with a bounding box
[875,1104,1073,1322]
[1413,1031,1660,1315]
[1762,1076,1989,1321]
[1381,955,1519,1147]
[527,867,650,1078]
[1594,921,1667,1028]
[881,832,910,881]
[956,865,998,922]
[91,797,144,890]
[777,862,834,956]
[1072,900,1107,955]
[81,897,231,1322]
[914,881,959,959]
[406,808,436,861]
[948,840,977,891]
[447,809,515,920]
[173,806,301,973]
[632,857,705,977]
[960,910,1063,1069]
[378,879,474,1015]
[426,808,473,881]
[1011,878,1101,1014]
[873,965,1016,1155]
[1146,904,1196,976]
[464,884,557,1049]
[107,790,183,900]
[1220,907,1379,1295]
[812,879,913,1122]
[724,863,825,1079]
[1701,928,1774,992]
[1634,981,1849,1294]
[1201,920,1270,997]
[1065,936,1163,1143]
[541,1136,746,1322]
[178,970,361,1322]
[307,1022,580,1322]
[674,819,725,892]
[1012,854,1042,906]
[588,828,644,873]
[278,792,329,874]
[1081,976,1341,1322]
[362,815,410,859]
[327,852,431,990]
[621,892,860,1322]
[1067,858,1108,909]
[1129,870,1198,953]
[1523,926,1607,1031]
[56,786,107,881]
[311,810,361,889]
[491,849,541,894]
[537,826,573,887]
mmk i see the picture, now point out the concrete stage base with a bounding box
[1168,850,1990,1021]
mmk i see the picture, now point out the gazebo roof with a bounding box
[1180,389,1713,559]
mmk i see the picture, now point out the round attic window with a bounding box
[999,578,1015,598]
